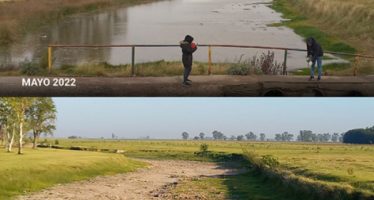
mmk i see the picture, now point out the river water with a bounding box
[0,0,339,70]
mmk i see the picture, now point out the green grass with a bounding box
[271,0,374,75]
[291,63,352,76]
[0,148,146,199]
[271,0,355,54]
[55,139,374,196]
[54,61,232,77]
[0,60,233,77]
[170,172,303,200]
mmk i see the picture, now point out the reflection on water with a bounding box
[0,0,343,70]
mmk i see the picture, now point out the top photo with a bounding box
[0,0,373,97]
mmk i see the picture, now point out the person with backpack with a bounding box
[306,37,324,80]
[180,35,197,86]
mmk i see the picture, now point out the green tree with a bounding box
[7,97,35,154]
[260,133,266,141]
[27,98,57,149]
[245,132,257,141]
[0,98,17,152]
[343,126,374,144]
[237,135,244,141]
[182,132,189,140]
[212,130,225,140]
[199,132,205,140]
[331,133,339,142]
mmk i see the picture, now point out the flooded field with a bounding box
[0,0,343,70]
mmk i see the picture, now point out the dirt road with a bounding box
[17,159,242,200]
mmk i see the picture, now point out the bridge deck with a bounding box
[0,75,373,97]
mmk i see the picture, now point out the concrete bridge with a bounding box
[0,75,373,97]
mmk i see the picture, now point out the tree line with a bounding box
[0,98,57,154]
[181,130,344,143]
[343,126,374,144]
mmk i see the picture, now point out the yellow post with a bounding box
[48,46,52,73]
[208,46,212,75]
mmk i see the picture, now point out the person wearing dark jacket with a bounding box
[180,35,197,86]
[306,37,324,80]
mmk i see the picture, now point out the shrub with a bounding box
[261,155,280,168]
[200,143,208,152]
[227,52,284,75]
[20,61,45,75]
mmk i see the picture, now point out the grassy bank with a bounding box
[0,148,145,199]
[55,139,374,197]
[0,52,287,77]
[272,0,374,75]
[0,60,232,77]
[0,0,157,45]
[168,172,301,200]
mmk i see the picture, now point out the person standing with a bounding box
[306,37,324,80]
[180,35,197,86]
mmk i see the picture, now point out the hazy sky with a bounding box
[53,98,374,139]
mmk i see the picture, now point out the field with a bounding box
[55,139,374,198]
[1,139,374,199]
[0,148,145,199]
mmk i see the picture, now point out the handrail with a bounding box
[48,44,374,58]
[47,44,374,75]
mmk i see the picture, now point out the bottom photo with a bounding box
[0,98,373,200]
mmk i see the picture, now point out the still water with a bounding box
[0,0,339,70]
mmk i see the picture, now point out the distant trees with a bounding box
[275,132,294,142]
[245,132,257,141]
[260,133,266,141]
[297,130,314,142]
[212,130,226,140]
[182,132,189,140]
[199,132,205,140]
[296,130,343,143]
[177,129,350,143]
[237,135,244,141]
[0,98,57,154]
[343,126,374,144]
[331,133,340,142]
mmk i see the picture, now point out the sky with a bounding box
[53,98,374,139]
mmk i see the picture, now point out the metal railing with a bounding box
[47,44,374,76]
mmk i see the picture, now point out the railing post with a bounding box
[208,46,212,75]
[48,46,52,73]
[131,46,135,76]
[283,49,288,75]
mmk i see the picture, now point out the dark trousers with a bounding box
[183,66,192,82]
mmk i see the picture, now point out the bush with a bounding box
[261,155,280,168]
[227,64,251,75]
[20,61,45,75]
[54,140,59,145]
[199,143,209,152]
[227,52,284,75]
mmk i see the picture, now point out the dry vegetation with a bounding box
[273,0,374,75]
[283,0,374,53]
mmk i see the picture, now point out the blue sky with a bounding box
[53,98,374,139]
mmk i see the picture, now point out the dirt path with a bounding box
[18,159,243,200]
